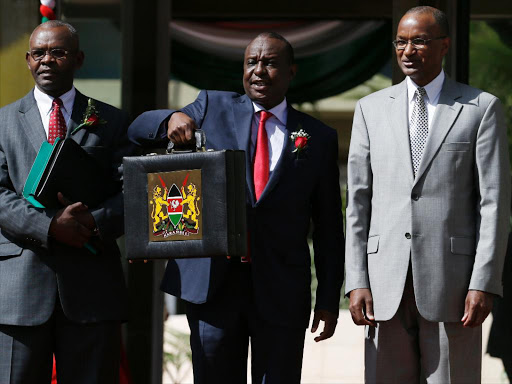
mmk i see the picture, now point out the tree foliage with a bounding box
[469,21,512,163]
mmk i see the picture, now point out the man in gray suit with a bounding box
[346,6,510,383]
[0,21,132,383]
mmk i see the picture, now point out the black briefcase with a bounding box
[123,132,247,260]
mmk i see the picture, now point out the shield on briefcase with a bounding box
[123,131,247,260]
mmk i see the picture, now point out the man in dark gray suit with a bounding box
[0,21,132,383]
[346,6,510,383]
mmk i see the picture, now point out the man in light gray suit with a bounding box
[345,6,510,383]
[0,21,132,383]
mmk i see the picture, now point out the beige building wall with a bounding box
[0,0,39,107]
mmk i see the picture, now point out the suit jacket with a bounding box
[128,90,345,329]
[345,77,511,322]
[0,89,133,326]
[488,231,512,358]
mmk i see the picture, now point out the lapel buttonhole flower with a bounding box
[290,128,310,159]
[71,98,107,135]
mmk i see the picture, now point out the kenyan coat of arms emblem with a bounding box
[147,169,202,241]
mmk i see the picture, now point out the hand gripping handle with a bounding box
[166,130,206,154]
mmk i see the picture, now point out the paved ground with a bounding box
[163,311,509,384]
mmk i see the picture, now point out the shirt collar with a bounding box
[252,98,288,125]
[33,86,76,116]
[407,70,445,104]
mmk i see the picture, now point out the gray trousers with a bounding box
[0,299,120,384]
[365,272,482,384]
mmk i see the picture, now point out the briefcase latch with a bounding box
[166,130,206,154]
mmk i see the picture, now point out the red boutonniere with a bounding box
[71,98,106,135]
[290,128,310,159]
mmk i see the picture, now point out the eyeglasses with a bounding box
[28,48,73,61]
[392,36,447,50]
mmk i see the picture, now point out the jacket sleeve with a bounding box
[127,90,208,147]
[344,100,373,295]
[312,128,345,314]
[0,141,56,248]
[469,97,511,295]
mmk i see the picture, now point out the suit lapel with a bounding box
[413,77,462,185]
[387,80,414,183]
[255,104,296,204]
[231,95,256,205]
[68,90,88,145]
[18,91,47,154]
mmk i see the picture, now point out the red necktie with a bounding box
[48,98,67,144]
[253,111,272,201]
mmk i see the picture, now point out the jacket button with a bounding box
[412,194,419,201]
[405,233,412,239]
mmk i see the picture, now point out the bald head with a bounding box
[26,21,84,97]
[395,7,450,86]
[248,32,295,65]
[30,20,80,52]
[242,32,297,109]
[404,6,450,37]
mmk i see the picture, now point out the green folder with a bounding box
[23,139,59,208]
[23,138,97,255]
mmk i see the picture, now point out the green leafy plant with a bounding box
[163,326,192,384]
[469,21,512,165]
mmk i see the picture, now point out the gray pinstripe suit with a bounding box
[0,89,132,383]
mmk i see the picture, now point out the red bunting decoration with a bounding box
[40,5,56,20]
[40,0,57,24]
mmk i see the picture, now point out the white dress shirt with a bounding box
[250,98,288,174]
[407,69,445,131]
[33,86,76,138]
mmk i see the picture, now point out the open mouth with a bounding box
[251,80,270,91]
[401,61,418,68]
[38,70,57,77]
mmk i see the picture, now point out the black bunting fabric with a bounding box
[75,19,392,103]
[170,20,392,103]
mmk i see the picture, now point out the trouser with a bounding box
[0,299,120,384]
[365,270,482,384]
[502,357,512,382]
[185,262,306,384]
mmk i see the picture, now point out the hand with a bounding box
[167,112,197,145]
[461,290,494,327]
[311,309,338,342]
[57,193,96,230]
[48,193,93,247]
[349,288,377,327]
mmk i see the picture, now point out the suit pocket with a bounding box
[367,235,380,254]
[0,241,23,257]
[450,236,475,256]
[443,142,471,152]
[0,230,23,257]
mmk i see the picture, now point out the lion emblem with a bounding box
[150,185,169,232]
[181,183,201,230]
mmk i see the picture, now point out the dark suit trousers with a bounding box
[186,262,306,384]
[0,298,120,384]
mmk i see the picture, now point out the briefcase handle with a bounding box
[166,130,206,154]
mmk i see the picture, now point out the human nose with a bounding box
[40,51,55,64]
[403,41,416,55]
[254,61,265,76]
